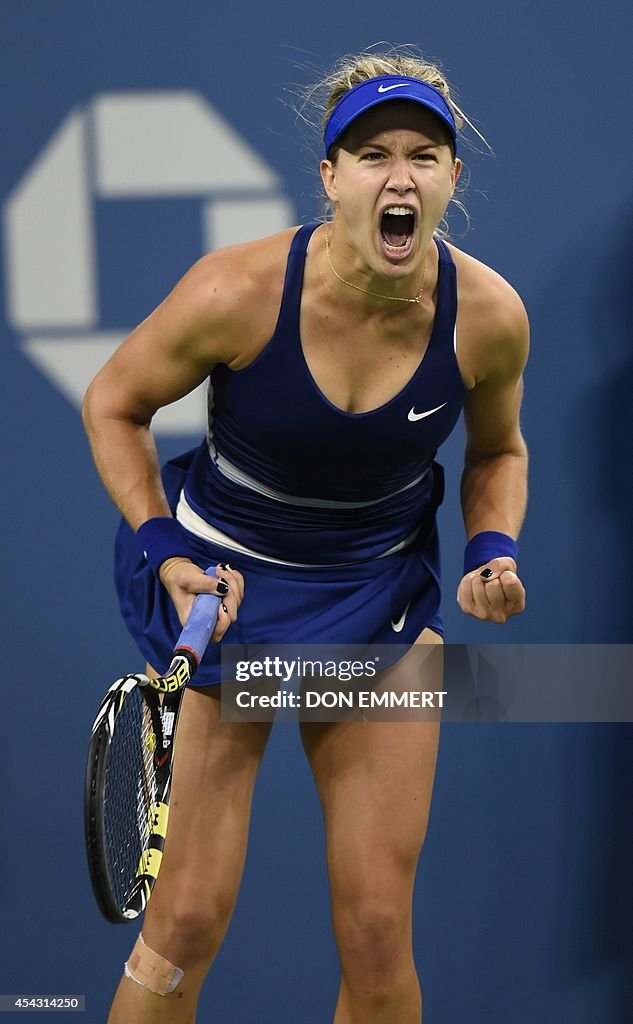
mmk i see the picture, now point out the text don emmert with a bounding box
[236,690,447,709]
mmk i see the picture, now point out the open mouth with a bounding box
[380,206,416,257]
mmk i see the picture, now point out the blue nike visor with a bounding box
[324,75,457,157]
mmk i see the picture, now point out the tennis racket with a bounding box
[84,571,221,923]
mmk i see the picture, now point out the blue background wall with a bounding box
[2,3,632,1021]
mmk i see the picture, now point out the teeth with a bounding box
[384,206,412,216]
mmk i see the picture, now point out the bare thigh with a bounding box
[140,670,273,964]
[300,629,444,904]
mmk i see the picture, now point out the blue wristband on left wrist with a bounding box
[136,516,195,575]
[463,531,518,576]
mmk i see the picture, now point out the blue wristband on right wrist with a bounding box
[136,516,195,575]
[463,531,518,575]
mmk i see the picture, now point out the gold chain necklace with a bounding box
[325,231,426,305]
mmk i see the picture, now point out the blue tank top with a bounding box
[183,221,466,564]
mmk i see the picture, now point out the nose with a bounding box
[386,157,414,195]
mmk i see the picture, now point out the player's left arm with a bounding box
[458,284,530,623]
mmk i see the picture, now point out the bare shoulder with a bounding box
[445,242,529,387]
[170,227,299,367]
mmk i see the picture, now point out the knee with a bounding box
[145,894,235,970]
[334,895,411,982]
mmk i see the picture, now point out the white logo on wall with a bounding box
[2,91,293,434]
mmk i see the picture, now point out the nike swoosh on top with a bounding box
[408,402,448,422]
[391,601,412,633]
[377,83,409,93]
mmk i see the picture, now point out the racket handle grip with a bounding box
[174,569,223,665]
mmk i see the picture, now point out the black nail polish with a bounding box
[216,581,229,595]
[480,567,494,579]
[218,563,229,570]
[222,603,229,613]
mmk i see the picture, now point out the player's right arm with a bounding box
[82,247,259,624]
[83,254,238,525]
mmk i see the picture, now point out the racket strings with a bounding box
[136,701,157,844]
[103,688,159,908]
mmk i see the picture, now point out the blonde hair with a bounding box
[322,51,464,155]
[296,44,487,236]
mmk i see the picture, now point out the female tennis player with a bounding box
[83,47,528,1024]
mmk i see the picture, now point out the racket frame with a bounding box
[84,581,221,923]
[84,673,177,922]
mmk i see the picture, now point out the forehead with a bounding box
[340,100,452,151]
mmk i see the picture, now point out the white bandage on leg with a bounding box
[124,932,184,996]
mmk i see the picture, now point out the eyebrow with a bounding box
[358,141,439,152]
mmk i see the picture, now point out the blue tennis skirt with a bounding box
[114,449,445,685]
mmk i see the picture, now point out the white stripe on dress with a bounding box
[176,491,419,568]
[207,442,430,510]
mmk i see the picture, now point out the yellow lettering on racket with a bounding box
[136,847,164,880]
[148,657,190,693]
[147,801,170,839]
